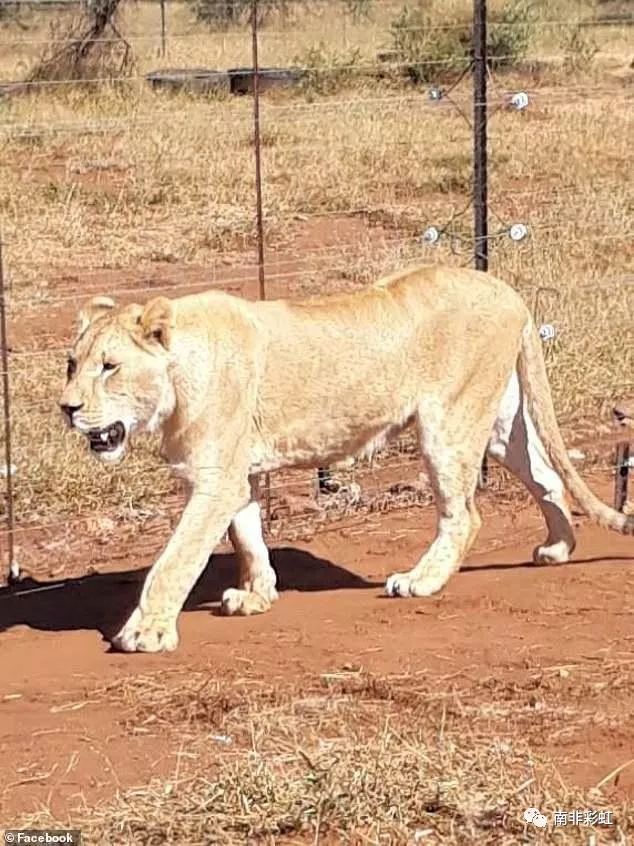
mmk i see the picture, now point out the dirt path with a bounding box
[1,479,633,824]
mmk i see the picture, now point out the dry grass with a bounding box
[14,665,634,843]
[0,0,632,528]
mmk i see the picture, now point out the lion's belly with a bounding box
[249,403,417,473]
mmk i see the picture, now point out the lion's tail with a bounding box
[517,318,634,535]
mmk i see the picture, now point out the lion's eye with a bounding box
[103,362,118,372]
[66,358,77,380]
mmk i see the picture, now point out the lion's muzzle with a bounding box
[60,402,83,426]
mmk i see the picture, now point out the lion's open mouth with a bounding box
[87,421,126,454]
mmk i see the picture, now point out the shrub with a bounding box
[487,0,537,69]
[293,43,363,96]
[28,0,134,83]
[389,5,470,85]
[191,0,292,27]
[388,0,537,84]
[560,24,599,73]
[343,0,373,22]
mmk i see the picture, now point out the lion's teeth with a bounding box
[100,432,108,442]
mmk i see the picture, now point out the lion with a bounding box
[58,264,634,653]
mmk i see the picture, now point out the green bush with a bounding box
[343,0,374,22]
[389,5,470,84]
[388,0,537,85]
[293,43,363,96]
[191,0,292,28]
[487,0,538,69]
[0,0,16,21]
[560,24,599,73]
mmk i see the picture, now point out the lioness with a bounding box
[59,264,633,652]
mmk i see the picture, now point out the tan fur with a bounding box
[59,264,633,653]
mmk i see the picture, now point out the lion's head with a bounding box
[613,398,634,431]
[59,295,176,463]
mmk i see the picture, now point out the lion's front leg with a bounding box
[221,497,278,617]
[112,475,249,653]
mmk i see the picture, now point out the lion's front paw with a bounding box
[220,587,276,616]
[111,607,179,653]
[385,569,450,598]
[385,572,414,597]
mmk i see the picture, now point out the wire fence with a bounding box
[0,0,633,583]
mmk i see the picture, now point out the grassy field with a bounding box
[0,0,632,529]
[11,663,634,843]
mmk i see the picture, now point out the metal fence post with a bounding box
[473,0,489,489]
[159,0,167,58]
[0,233,18,585]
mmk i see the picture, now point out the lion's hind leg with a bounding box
[221,498,279,616]
[488,371,575,565]
[385,403,489,598]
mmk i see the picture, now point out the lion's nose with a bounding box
[60,402,83,423]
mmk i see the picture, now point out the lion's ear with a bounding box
[139,296,174,350]
[78,296,116,335]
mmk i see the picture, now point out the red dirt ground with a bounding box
[1,472,633,824]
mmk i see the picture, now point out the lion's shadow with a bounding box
[0,547,381,641]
